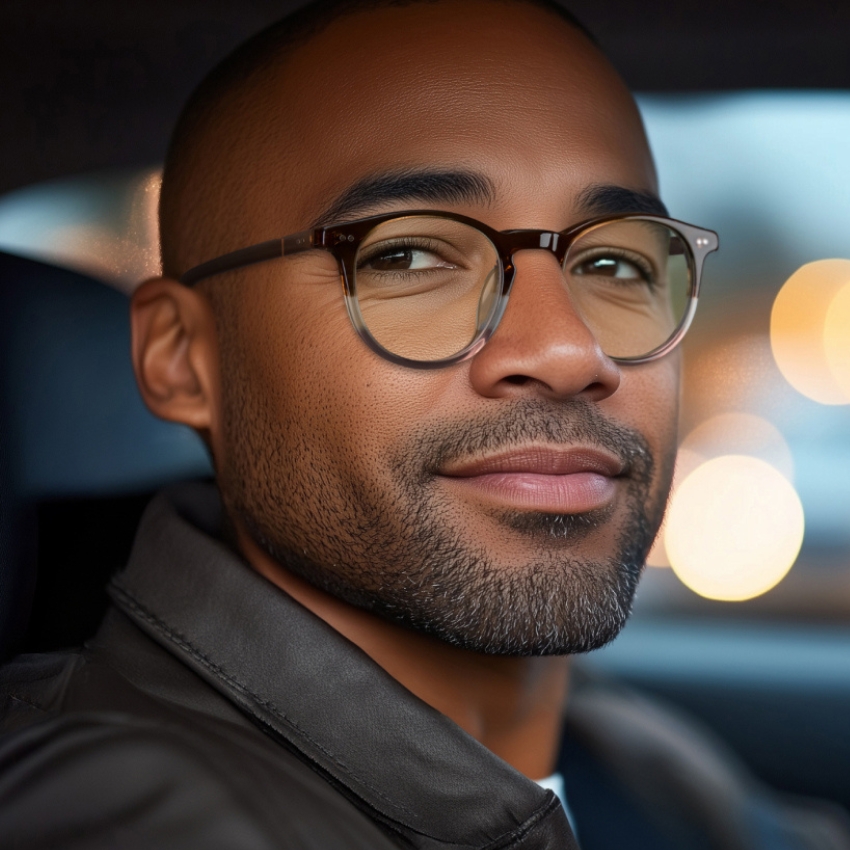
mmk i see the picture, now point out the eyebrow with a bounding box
[312,169,496,226]
[577,184,669,218]
[311,171,669,228]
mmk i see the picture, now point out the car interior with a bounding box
[2,0,849,821]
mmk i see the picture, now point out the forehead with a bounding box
[241,1,656,231]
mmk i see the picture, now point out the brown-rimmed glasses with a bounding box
[181,210,719,369]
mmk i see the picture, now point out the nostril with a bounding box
[504,374,529,386]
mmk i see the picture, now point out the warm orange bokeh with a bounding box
[771,259,850,405]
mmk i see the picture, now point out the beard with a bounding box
[223,394,670,657]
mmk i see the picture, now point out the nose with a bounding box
[467,249,621,401]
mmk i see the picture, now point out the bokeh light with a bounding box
[648,413,795,570]
[680,412,794,481]
[665,455,804,601]
[824,280,850,399]
[646,447,704,568]
[770,259,850,405]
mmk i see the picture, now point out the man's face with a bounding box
[211,0,679,654]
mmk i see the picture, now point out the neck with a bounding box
[236,527,570,780]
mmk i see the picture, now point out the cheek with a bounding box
[607,357,681,484]
[253,267,452,482]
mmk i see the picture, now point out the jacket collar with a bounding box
[109,483,576,849]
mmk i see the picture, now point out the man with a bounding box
[1,1,847,847]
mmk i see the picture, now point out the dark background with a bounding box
[1,0,848,197]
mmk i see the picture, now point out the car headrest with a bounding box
[0,251,212,657]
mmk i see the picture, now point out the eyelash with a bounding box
[357,237,446,266]
[570,247,657,285]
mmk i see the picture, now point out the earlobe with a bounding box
[130,278,220,432]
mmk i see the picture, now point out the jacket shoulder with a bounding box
[0,649,86,730]
[0,709,398,849]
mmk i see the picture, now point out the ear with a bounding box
[130,278,220,435]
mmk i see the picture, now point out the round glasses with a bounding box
[181,210,718,368]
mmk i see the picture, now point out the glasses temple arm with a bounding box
[179,229,318,286]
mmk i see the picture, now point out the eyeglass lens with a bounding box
[353,215,693,363]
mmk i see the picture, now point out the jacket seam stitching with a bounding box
[110,583,416,819]
[481,795,566,850]
[112,580,560,845]
[4,693,50,714]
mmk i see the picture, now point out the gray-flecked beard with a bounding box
[233,398,667,657]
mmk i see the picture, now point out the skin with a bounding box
[131,0,679,780]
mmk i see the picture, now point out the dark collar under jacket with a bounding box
[108,483,578,849]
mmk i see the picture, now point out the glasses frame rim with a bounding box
[180,209,719,369]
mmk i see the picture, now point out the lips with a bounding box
[437,446,624,513]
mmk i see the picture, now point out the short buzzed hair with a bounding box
[159,0,596,279]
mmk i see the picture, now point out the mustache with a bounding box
[400,398,654,481]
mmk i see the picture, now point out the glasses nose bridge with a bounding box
[501,229,571,270]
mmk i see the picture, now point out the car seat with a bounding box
[0,250,211,659]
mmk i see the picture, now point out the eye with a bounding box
[359,240,458,273]
[571,250,656,287]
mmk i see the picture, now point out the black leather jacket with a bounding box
[1,484,848,849]
[0,484,576,849]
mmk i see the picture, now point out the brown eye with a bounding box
[576,256,646,281]
[360,243,456,273]
[367,249,417,271]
